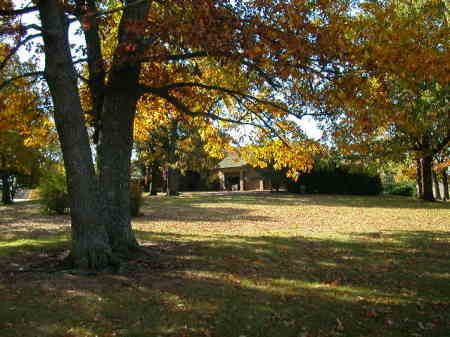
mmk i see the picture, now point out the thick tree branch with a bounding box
[0,6,38,16]
[0,24,41,36]
[154,82,290,113]
[139,84,294,146]
[146,89,263,128]
[20,24,42,32]
[76,0,106,135]
[139,51,209,64]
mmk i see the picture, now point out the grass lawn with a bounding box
[0,192,449,337]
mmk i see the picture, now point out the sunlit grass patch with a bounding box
[0,192,449,337]
[0,236,69,256]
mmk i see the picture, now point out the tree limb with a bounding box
[152,82,289,113]
[146,89,263,128]
[139,51,209,64]
[0,6,38,16]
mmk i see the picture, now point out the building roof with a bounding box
[217,152,247,169]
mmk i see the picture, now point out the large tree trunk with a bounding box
[150,162,160,195]
[39,0,113,269]
[166,167,180,196]
[97,0,150,255]
[99,92,139,255]
[143,166,150,193]
[421,155,435,202]
[441,169,449,201]
[416,158,424,199]
[1,174,13,205]
[432,170,442,200]
[165,119,180,196]
[0,154,12,204]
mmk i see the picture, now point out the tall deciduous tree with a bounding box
[1,0,357,269]
[317,0,449,201]
[0,43,53,203]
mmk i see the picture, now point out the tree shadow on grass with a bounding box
[1,196,449,336]
[299,194,450,210]
[0,201,70,259]
[1,229,449,337]
[0,211,70,247]
[145,191,450,210]
[133,229,450,298]
[140,205,273,224]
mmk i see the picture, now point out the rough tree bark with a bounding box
[150,162,160,195]
[421,155,435,202]
[143,166,150,193]
[38,0,113,269]
[165,119,180,196]
[99,91,140,254]
[97,0,150,255]
[441,169,449,200]
[416,158,424,199]
[0,154,12,204]
[1,174,13,204]
[166,167,180,196]
[432,170,442,200]
[39,0,152,266]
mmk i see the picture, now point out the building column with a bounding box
[240,169,245,191]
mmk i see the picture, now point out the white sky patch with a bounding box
[299,116,322,140]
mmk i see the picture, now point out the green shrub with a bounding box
[287,161,382,195]
[38,168,69,215]
[130,180,143,217]
[39,169,144,216]
[383,182,416,196]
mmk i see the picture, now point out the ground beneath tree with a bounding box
[1,193,449,337]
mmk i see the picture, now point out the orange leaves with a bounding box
[321,1,450,160]
[0,42,55,150]
[351,0,449,85]
[241,138,319,181]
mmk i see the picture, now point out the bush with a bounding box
[130,180,143,217]
[287,161,382,195]
[383,182,416,196]
[39,167,144,215]
[38,168,69,215]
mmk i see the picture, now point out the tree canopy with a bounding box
[316,0,449,201]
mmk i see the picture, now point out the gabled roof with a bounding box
[217,152,247,169]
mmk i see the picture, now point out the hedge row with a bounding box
[287,164,382,195]
[382,182,416,196]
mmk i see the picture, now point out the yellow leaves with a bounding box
[240,139,319,181]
